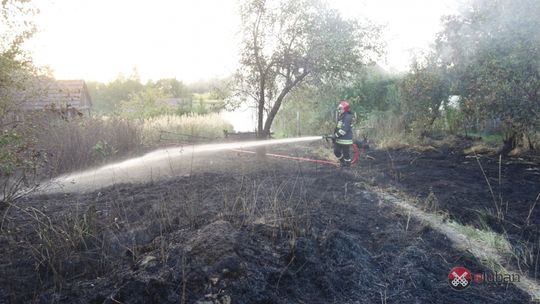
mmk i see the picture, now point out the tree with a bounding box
[234,0,382,138]
[118,87,171,119]
[87,73,145,114]
[152,78,190,99]
[399,56,450,135]
[273,65,402,137]
[1,0,42,207]
[341,65,401,113]
[1,0,38,118]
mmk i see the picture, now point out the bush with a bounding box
[0,124,42,207]
[362,110,420,149]
[432,106,465,135]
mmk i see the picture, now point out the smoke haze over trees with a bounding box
[396,0,540,149]
[274,0,539,152]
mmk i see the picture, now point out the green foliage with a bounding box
[118,87,173,119]
[151,78,190,98]
[267,0,540,148]
[92,140,117,161]
[482,134,504,146]
[362,110,419,149]
[0,1,37,55]
[399,57,451,135]
[439,105,465,135]
[0,130,37,176]
[353,0,540,147]
[1,0,42,205]
[1,1,39,117]
[0,123,44,204]
[273,86,330,137]
[434,0,540,149]
[341,66,401,113]
[86,76,144,114]
[88,76,230,118]
[274,65,400,137]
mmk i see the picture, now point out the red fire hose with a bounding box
[232,143,360,167]
[352,143,360,164]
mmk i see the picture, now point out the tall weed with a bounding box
[142,113,233,145]
[36,116,142,176]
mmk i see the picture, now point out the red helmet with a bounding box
[338,100,350,112]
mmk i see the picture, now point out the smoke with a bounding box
[438,0,540,65]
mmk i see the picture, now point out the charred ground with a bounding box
[0,140,536,303]
[352,135,540,280]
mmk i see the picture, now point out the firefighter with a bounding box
[333,100,353,167]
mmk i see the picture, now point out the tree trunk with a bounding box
[527,134,535,150]
[257,102,265,138]
[420,114,438,138]
[257,78,266,139]
[262,90,290,137]
[262,72,309,138]
[502,130,522,155]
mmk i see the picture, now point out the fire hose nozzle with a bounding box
[322,134,336,143]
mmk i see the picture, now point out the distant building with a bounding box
[19,79,92,117]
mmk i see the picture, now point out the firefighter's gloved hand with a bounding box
[334,133,339,139]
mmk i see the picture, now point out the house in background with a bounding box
[19,79,93,118]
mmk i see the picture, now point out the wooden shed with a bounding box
[19,79,93,117]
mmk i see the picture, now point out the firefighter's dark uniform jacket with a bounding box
[334,111,353,145]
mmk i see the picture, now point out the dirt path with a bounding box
[0,142,535,303]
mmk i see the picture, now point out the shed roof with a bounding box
[19,79,92,111]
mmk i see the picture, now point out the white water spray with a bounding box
[40,136,321,194]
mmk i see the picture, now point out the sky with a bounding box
[24,0,461,84]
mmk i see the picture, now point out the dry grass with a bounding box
[2,202,112,290]
[508,147,524,157]
[362,111,422,150]
[377,137,411,150]
[463,144,498,155]
[31,113,233,177]
[36,116,142,176]
[142,113,233,145]
[313,142,336,161]
[410,145,440,153]
[217,174,312,238]
[1,170,312,299]
[370,185,540,301]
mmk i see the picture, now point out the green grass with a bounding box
[448,221,512,255]
[462,132,504,145]
[483,134,503,145]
